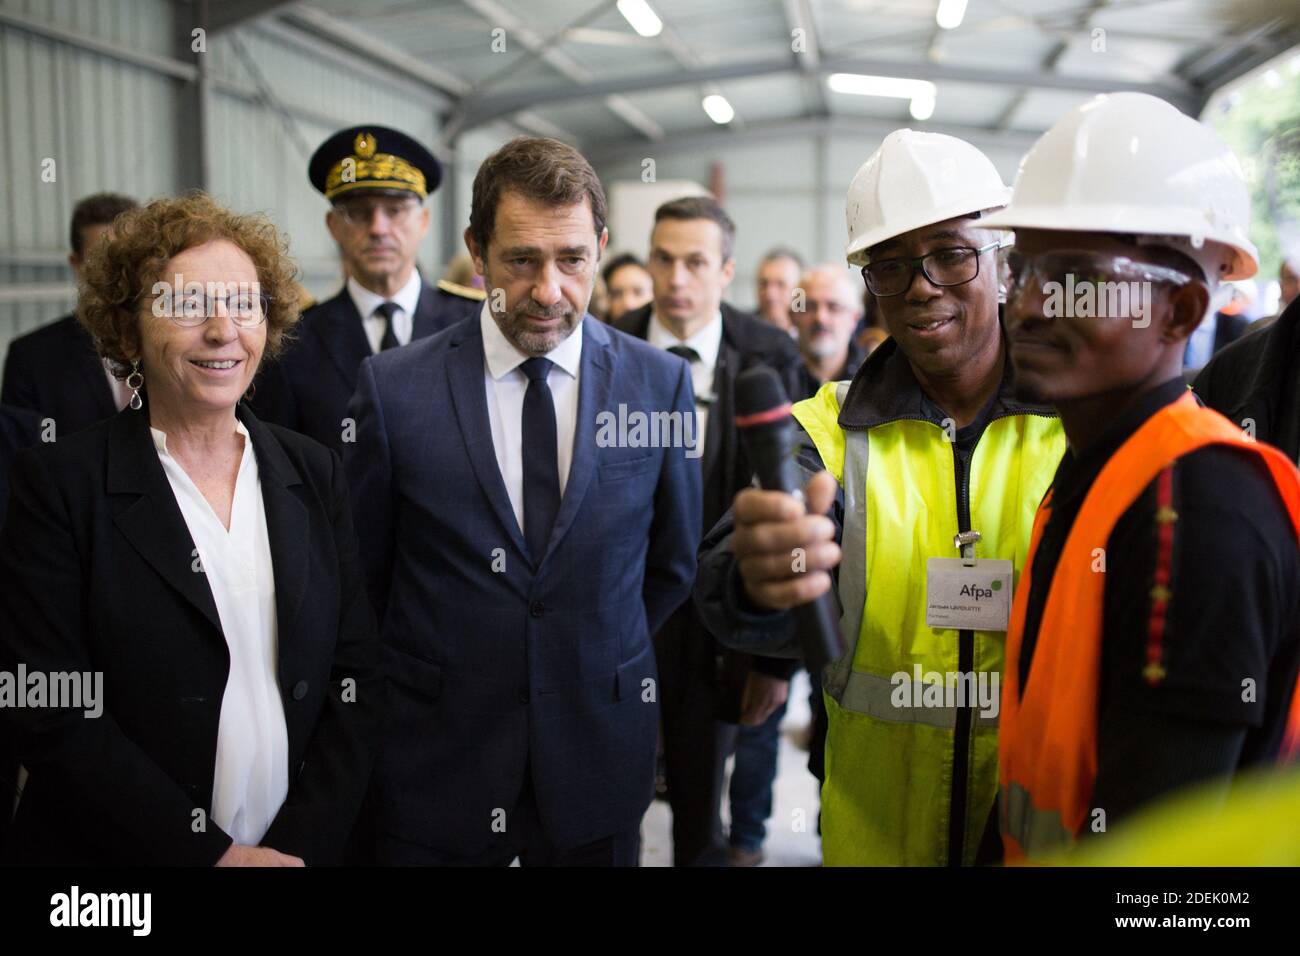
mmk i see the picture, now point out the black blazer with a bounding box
[0,403,382,865]
[0,404,41,529]
[614,303,802,531]
[614,303,804,700]
[1196,295,1300,461]
[251,280,479,454]
[1213,311,1251,356]
[1,314,117,437]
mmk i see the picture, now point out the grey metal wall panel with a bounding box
[0,0,179,356]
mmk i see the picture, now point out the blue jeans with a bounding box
[727,699,787,852]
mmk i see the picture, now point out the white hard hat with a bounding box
[845,129,1012,267]
[983,92,1258,282]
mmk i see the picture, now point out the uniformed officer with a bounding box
[253,125,483,452]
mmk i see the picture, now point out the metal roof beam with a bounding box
[204,0,300,33]
[584,114,1040,167]
[459,51,1199,130]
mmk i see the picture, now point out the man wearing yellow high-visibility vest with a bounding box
[695,130,1067,866]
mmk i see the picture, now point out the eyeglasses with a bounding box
[1004,249,1194,302]
[861,241,1002,297]
[151,291,274,328]
[331,199,420,227]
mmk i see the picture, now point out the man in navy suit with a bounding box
[345,136,702,865]
[252,125,481,453]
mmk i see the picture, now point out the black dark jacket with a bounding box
[1,314,117,437]
[1194,295,1300,461]
[0,404,41,528]
[0,403,382,865]
[615,302,804,704]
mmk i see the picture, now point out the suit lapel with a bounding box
[445,323,531,560]
[311,291,372,392]
[410,282,443,341]
[238,405,309,656]
[107,407,223,637]
[541,317,611,566]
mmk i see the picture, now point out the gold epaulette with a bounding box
[437,278,486,301]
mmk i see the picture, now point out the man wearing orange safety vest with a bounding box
[983,92,1300,863]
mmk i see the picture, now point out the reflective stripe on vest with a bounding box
[792,380,1065,865]
[999,393,1300,864]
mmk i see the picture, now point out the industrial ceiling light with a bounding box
[618,0,663,38]
[702,94,735,124]
[827,73,937,100]
[936,0,968,30]
[909,95,936,120]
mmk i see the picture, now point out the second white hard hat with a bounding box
[982,92,1258,282]
[845,129,1012,267]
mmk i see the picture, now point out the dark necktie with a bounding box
[666,344,714,406]
[374,301,400,352]
[521,357,559,560]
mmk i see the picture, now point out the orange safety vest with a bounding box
[999,392,1300,863]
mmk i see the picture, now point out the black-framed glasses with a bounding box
[861,241,1002,297]
[150,291,274,328]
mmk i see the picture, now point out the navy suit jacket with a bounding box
[252,280,479,454]
[344,313,702,858]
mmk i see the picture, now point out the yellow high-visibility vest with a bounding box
[794,381,1064,865]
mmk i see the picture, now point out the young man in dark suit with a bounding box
[251,125,481,453]
[614,196,802,866]
[345,137,702,866]
[1,193,138,436]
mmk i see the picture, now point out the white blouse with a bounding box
[150,419,288,847]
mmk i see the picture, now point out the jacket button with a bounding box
[292,680,308,701]
[530,601,545,618]
[518,688,530,704]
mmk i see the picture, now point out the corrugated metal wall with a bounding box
[0,0,450,362]
[0,0,179,345]
[202,23,448,298]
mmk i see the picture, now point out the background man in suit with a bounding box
[614,197,802,866]
[252,125,481,453]
[2,192,138,436]
[793,264,866,400]
[345,136,701,866]
[755,247,804,335]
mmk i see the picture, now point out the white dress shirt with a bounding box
[647,309,722,449]
[480,304,583,535]
[150,418,288,847]
[348,269,422,354]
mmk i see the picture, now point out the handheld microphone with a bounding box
[734,366,844,675]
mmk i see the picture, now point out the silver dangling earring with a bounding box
[125,360,144,411]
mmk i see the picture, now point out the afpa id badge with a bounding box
[925,558,1013,631]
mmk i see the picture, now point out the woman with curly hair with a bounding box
[0,193,382,866]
